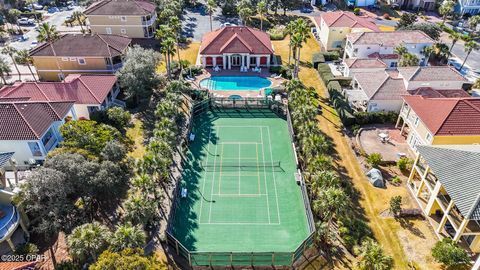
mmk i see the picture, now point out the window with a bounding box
[353,48,358,53]
[121,16,126,21]
[414,117,419,127]
[62,57,69,61]
[426,133,432,142]
[121,28,126,34]
[69,57,76,61]
[58,73,65,81]
[106,27,112,34]
[78,58,86,65]
[390,62,398,68]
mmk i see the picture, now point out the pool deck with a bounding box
[193,68,285,98]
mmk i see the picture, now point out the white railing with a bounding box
[0,206,19,242]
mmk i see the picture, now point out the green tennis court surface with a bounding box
[170,109,310,264]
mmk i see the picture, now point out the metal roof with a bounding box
[417,145,480,220]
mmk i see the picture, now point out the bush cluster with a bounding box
[353,111,399,125]
[268,25,287,40]
[328,81,355,126]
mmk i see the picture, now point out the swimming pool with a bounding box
[200,76,272,91]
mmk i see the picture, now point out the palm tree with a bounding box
[237,0,253,26]
[67,222,111,263]
[15,49,36,81]
[439,0,455,25]
[449,32,460,53]
[292,19,310,78]
[110,223,146,252]
[312,187,349,223]
[420,46,433,66]
[37,23,64,81]
[460,40,480,70]
[394,44,408,58]
[256,1,267,31]
[357,238,394,270]
[0,57,12,84]
[168,17,182,66]
[161,37,176,79]
[286,21,296,66]
[72,11,85,33]
[399,52,419,67]
[2,46,20,80]
[206,0,217,31]
[434,42,451,63]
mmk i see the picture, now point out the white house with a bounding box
[455,0,480,16]
[343,58,387,76]
[386,0,435,10]
[0,101,76,165]
[344,31,435,68]
[345,66,469,112]
[0,74,124,119]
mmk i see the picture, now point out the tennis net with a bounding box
[201,161,282,171]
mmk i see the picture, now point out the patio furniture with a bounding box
[274,74,282,79]
[213,66,221,72]
[181,188,187,198]
[189,133,195,141]
[378,132,390,143]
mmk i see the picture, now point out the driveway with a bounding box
[182,4,239,41]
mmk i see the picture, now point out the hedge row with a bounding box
[328,81,356,126]
[317,63,334,83]
[353,111,399,125]
[311,51,341,68]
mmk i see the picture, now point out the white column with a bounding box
[6,238,15,252]
[228,55,232,69]
[256,56,260,67]
[454,218,469,242]
[241,54,245,67]
[266,55,271,67]
[213,57,217,67]
[223,55,227,69]
[201,56,206,67]
[425,181,442,215]
[246,55,251,68]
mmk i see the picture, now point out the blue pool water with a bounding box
[200,76,272,91]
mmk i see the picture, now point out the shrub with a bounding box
[269,65,292,79]
[322,51,340,61]
[268,25,287,40]
[391,176,402,185]
[351,124,361,136]
[353,8,361,15]
[432,238,471,267]
[338,217,372,252]
[389,196,402,216]
[367,153,383,168]
[353,111,399,125]
[331,76,352,87]
[397,158,413,172]
[312,53,325,69]
[317,63,334,83]
[15,243,39,255]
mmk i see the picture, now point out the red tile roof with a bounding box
[408,88,470,98]
[0,101,73,140]
[200,26,273,55]
[0,74,117,105]
[85,0,156,15]
[344,58,387,68]
[403,96,480,136]
[367,52,398,59]
[315,11,380,31]
[0,261,37,270]
[30,33,131,57]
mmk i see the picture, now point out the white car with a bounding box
[17,18,36,26]
[32,3,43,10]
[30,40,38,49]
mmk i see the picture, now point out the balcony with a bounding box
[106,63,123,72]
[142,14,156,26]
[0,204,19,242]
[43,136,58,152]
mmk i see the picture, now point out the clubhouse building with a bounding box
[199,26,274,70]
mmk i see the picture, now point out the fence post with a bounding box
[272,253,275,265]
[175,240,179,255]
[291,253,295,266]
[251,252,254,266]
[188,253,191,267]
[209,253,212,267]
[230,252,233,267]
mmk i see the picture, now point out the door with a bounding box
[231,55,241,66]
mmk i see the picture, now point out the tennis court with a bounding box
[169,109,312,266]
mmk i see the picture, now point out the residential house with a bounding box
[30,33,131,81]
[455,0,480,16]
[199,26,274,69]
[0,100,76,165]
[343,58,386,76]
[386,0,435,10]
[313,11,379,50]
[0,74,124,119]
[344,31,434,68]
[346,66,469,112]
[396,96,480,151]
[84,0,157,38]
[407,145,480,253]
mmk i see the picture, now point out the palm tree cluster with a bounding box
[286,19,310,79]
[155,18,182,79]
[285,80,350,249]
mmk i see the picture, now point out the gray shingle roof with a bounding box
[417,145,480,220]
[0,152,14,167]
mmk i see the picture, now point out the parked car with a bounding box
[33,3,43,10]
[17,35,28,42]
[17,18,35,26]
[30,40,38,48]
[48,7,60,13]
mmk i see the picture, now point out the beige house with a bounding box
[84,0,157,38]
[313,11,379,51]
[30,33,131,81]
[396,95,480,152]
[408,145,480,253]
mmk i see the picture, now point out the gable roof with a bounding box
[200,26,273,55]
[398,66,467,82]
[0,101,73,140]
[347,30,434,46]
[408,88,470,98]
[344,58,387,68]
[0,74,117,105]
[30,33,131,57]
[354,71,408,100]
[85,0,156,15]
[403,95,480,135]
[417,145,480,220]
[315,11,380,31]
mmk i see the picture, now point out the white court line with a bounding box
[267,126,281,223]
[199,222,281,225]
[212,193,267,197]
[238,144,241,195]
[260,127,271,224]
[215,125,269,128]
[220,157,258,160]
[208,128,220,223]
[220,142,260,145]
[219,173,260,177]
[198,126,212,223]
